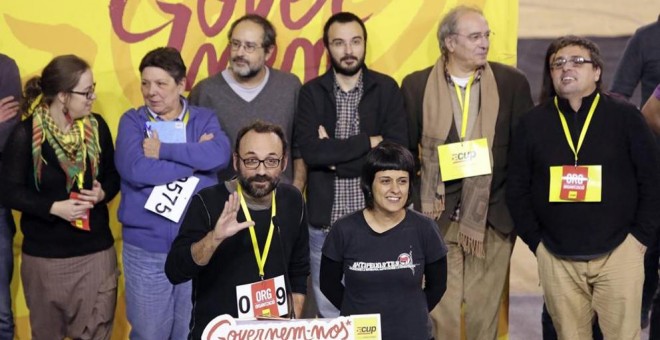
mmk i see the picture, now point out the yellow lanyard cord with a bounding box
[147,110,190,124]
[237,185,276,279]
[554,93,600,166]
[75,119,86,190]
[453,74,475,141]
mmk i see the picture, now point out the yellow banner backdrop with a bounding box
[1,1,518,338]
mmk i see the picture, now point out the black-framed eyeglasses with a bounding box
[550,56,594,69]
[228,39,264,53]
[238,156,282,169]
[69,83,96,100]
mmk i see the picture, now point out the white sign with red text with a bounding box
[202,314,382,340]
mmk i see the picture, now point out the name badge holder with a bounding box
[71,119,91,231]
[236,275,288,319]
[437,74,492,181]
[234,185,289,318]
[144,108,189,143]
[438,139,492,181]
[549,94,602,203]
[144,109,200,221]
[549,165,602,202]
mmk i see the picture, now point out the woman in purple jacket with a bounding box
[115,47,230,340]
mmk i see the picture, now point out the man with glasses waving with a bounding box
[190,14,306,192]
[294,11,408,319]
[507,35,660,340]
[401,6,533,340]
[166,120,309,340]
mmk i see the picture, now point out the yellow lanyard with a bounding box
[75,119,86,190]
[237,184,276,279]
[453,74,475,140]
[554,93,600,166]
[147,110,190,124]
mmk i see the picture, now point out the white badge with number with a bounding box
[144,176,199,223]
[235,275,288,319]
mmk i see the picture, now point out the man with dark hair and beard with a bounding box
[165,120,310,339]
[190,14,306,192]
[294,11,408,318]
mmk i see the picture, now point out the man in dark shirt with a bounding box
[507,35,660,339]
[294,11,408,318]
[165,121,309,339]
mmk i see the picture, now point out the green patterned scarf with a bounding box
[31,104,101,191]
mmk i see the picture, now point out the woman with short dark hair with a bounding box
[320,141,448,340]
[0,54,120,339]
[115,47,230,339]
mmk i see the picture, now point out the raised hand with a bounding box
[211,192,255,242]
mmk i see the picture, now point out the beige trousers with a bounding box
[430,221,514,340]
[537,234,645,340]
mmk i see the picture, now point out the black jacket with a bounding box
[294,67,408,227]
[0,113,119,257]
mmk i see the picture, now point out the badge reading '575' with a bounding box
[144,176,200,223]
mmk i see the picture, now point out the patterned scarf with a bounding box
[420,57,499,258]
[31,104,101,191]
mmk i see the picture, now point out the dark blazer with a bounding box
[295,67,408,227]
[401,61,533,234]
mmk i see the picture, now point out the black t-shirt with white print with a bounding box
[323,209,447,340]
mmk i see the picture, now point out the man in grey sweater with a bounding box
[189,14,306,191]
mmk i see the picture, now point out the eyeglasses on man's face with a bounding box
[238,156,282,169]
[550,56,594,70]
[453,31,492,43]
[228,39,264,53]
[69,83,96,100]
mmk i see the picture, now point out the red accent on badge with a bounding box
[560,166,589,201]
[69,192,91,231]
[251,279,278,317]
